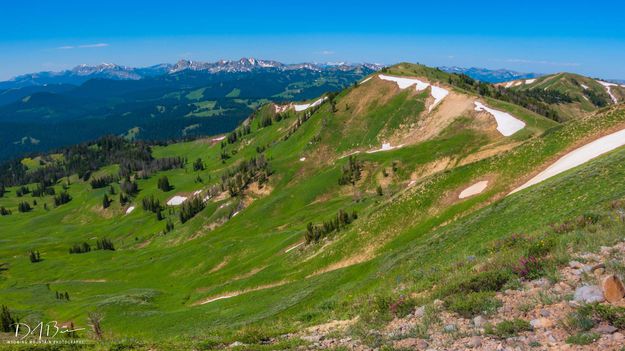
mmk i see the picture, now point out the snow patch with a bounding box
[581,84,589,90]
[378,74,448,111]
[167,196,188,206]
[459,181,489,199]
[125,206,135,214]
[299,157,306,161]
[193,190,202,196]
[597,80,618,104]
[379,74,428,90]
[429,85,449,112]
[510,128,625,194]
[294,97,327,112]
[525,79,536,84]
[211,136,225,142]
[474,101,526,136]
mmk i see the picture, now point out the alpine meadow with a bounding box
[2,1,625,350]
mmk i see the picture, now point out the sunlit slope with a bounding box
[5,64,622,343]
[499,72,625,120]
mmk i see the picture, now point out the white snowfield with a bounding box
[379,74,429,90]
[459,181,489,199]
[294,97,327,112]
[211,136,226,142]
[167,196,188,206]
[597,80,619,104]
[429,85,449,112]
[299,157,306,161]
[378,74,448,111]
[581,84,589,90]
[474,101,526,136]
[125,206,135,214]
[525,79,536,84]
[510,128,625,194]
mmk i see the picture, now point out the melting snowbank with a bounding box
[429,85,449,112]
[510,128,625,194]
[597,81,619,104]
[125,206,135,215]
[167,196,188,206]
[459,181,489,199]
[525,79,536,84]
[474,101,526,136]
[294,97,327,112]
[378,74,448,111]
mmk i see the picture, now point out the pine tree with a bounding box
[157,176,172,192]
[102,194,111,209]
[0,305,16,332]
[29,250,41,263]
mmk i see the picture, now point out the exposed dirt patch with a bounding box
[399,91,474,145]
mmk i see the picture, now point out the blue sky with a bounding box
[1,0,625,80]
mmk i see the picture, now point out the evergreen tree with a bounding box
[157,176,172,192]
[0,305,16,332]
[102,194,111,209]
[18,201,32,213]
[193,158,205,171]
[96,238,115,251]
[0,207,11,216]
[29,250,41,263]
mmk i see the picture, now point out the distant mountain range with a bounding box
[0,58,379,161]
[439,66,543,83]
[0,58,384,90]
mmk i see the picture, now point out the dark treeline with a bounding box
[447,74,565,122]
[90,174,118,189]
[305,209,358,244]
[0,136,156,187]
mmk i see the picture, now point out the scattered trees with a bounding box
[120,178,138,195]
[0,207,11,216]
[54,191,72,206]
[338,156,363,186]
[69,242,91,254]
[90,175,118,189]
[305,209,358,244]
[55,291,70,301]
[96,238,115,251]
[141,195,162,213]
[179,197,205,223]
[221,154,271,196]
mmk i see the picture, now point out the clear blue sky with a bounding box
[1,0,624,80]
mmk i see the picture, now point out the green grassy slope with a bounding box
[501,72,625,120]
[1,63,624,348]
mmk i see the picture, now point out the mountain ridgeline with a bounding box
[0,58,381,161]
